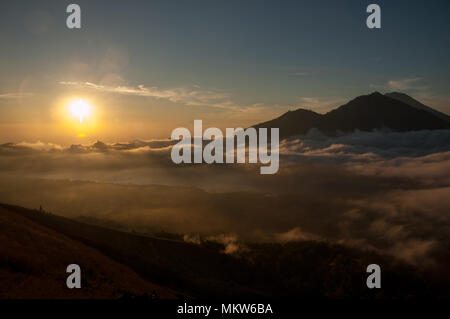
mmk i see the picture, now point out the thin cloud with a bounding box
[59,81,240,110]
[0,92,33,99]
[370,77,426,92]
[387,77,423,91]
[58,81,302,119]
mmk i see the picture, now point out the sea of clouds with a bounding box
[1,129,449,273]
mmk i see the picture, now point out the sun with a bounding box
[69,98,91,123]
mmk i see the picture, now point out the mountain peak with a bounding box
[253,92,450,139]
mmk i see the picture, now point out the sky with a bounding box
[0,0,449,144]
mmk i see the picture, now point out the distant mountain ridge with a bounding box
[254,92,450,139]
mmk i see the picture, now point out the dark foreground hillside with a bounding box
[0,203,447,299]
[0,204,179,299]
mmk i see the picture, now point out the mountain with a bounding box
[0,202,437,298]
[0,204,180,299]
[385,92,450,123]
[254,92,450,139]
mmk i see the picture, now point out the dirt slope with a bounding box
[0,206,179,299]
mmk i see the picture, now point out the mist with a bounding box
[1,130,450,274]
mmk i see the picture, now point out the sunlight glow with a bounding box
[69,99,91,123]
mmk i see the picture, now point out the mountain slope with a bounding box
[0,203,263,299]
[0,203,440,299]
[0,204,179,299]
[254,92,450,139]
[385,92,450,123]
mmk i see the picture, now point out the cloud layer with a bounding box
[1,129,450,275]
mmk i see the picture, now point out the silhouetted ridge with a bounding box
[254,92,450,139]
[385,92,450,123]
